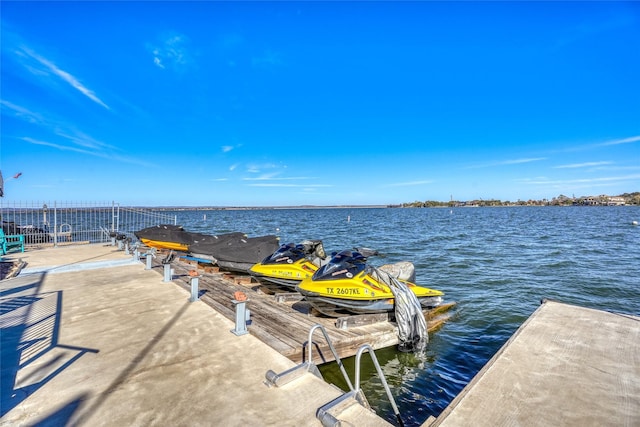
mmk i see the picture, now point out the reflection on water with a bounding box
[175,206,640,426]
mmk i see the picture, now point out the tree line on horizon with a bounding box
[402,192,640,208]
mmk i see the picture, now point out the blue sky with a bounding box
[1,1,639,206]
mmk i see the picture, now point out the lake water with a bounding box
[174,206,640,426]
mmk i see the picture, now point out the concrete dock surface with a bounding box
[1,244,392,426]
[429,299,640,426]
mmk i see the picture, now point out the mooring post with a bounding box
[163,263,172,282]
[231,294,250,336]
[124,241,131,255]
[189,274,199,302]
[145,252,153,270]
[133,247,140,262]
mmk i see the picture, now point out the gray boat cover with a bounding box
[371,266,428,353]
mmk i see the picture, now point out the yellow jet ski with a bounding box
[249,240,327,292]
[296,250,444,317]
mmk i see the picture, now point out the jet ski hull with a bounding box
[295,249,444,317]
[140,238,189,251]
[249,259,318,291]
[248,240,326,292]
[298,293,444,317]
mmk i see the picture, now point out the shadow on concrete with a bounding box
[72,300,192,425]
[31,393,89,427]
[17,247,131,275]
[0,273,98,417]
[0,282,38,299]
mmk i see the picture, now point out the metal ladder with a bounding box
[265,324,404,427]
[265,324,353,389]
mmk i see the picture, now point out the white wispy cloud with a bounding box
[222,145,234,153]
[247,183,332,188]
[3,100,115,151]
[22,137,95,155]
[55,128,117,151]
[0,100,44,124]
[466,157,547,169]
[149,33,192,70]
[245,163,279,174]
[554,161,613,169]
[243,175,314,181]
[382,180,434,188]
[518,174,640,185]
[500,157,547,165]
[21,137,154,167]
[599,135,640,146]
[17,45,110,110]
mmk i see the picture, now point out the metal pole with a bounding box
[231,300,249,336]
[189,276,199,302]
[53,202,58,247]
[163,263,172,282]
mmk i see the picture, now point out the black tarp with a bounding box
[134,224,195,246]
[190,234,280,272]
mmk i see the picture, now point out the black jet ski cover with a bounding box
[190,231,247,247]
[191,234,280,264]
[135,225,244,249]
[134,224,195,246]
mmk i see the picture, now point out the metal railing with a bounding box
[316,343,404,427]
[265,324,353,390]
[0,201,176,248]
[265,324,404,426]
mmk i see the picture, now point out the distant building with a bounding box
[583,196,599,206]
[607,196,625,206]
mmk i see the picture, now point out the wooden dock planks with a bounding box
[152,253,456,365]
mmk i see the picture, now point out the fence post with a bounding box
[52,202,57,247]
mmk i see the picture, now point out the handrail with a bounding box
[264,323,355,390]
[306,324,354,392]
[354,344,404,427]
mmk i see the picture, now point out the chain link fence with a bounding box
[0,201,176,248]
